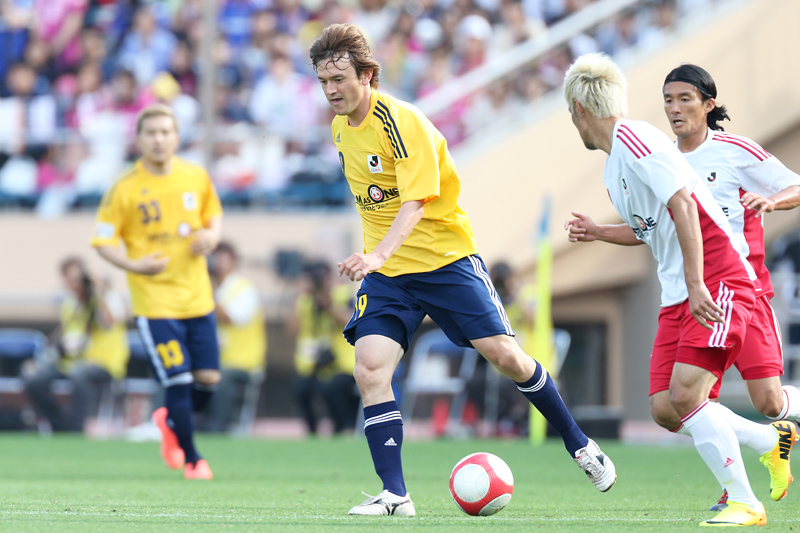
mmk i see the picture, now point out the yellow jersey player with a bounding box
[91,104,223,480]
[309,24,616,517]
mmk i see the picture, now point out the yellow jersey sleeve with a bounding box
[91,171,133,248]
[393,115,440,205]
[201,170,223,223]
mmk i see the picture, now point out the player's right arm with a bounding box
[667,188,724,331]
[564,212,643,245]
[95,245,169,275]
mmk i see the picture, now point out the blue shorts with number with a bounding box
[136,312,220,387]
[343,255,514,352]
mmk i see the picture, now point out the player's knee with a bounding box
[192,369,221,386]
[753,394,783,419]
[650,403,680,430]
[668,387,702,418]
[353,360,387,390]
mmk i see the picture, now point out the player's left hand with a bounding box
[190,229,219,256]
[338,252,384,282]
[740,192,775,218]
[687,284,725,331]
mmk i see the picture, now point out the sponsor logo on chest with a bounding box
[355,184,400,211]
[367,155,383,173]
[632,214,657,239]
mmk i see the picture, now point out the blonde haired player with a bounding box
[563,53,787,527]
[310,24,615,517]
[92,104,223,480]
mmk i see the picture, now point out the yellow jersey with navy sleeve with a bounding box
[332,89,478,276]
[90,157,223,319]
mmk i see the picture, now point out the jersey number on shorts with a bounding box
[356,294,368,318]
[156,340,185,369]
[138,200,162,224]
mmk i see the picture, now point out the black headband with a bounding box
[664,75,715,99]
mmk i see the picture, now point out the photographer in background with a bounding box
[24,257,129,432]
[289,260,359,435]
[200,241,267,433]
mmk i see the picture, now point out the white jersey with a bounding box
[680,129,800,297]
[604,119,755,307]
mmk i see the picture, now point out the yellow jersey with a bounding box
[216,273,267,372]
[332,89,478,276]
[293,284,356,380]
[91,157,223,319]
[60,292,130,380]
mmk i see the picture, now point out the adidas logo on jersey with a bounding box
[384,438,397,447]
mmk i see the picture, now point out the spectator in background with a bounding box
[289,261,359,435]
[24,256,129,432]
[33,0,87,73]
[151,71,200,144]
[0,0,34,88]
[201,241,267,433]
[168,40,198,97]
[0,62,57,200]
[108,68,154,147]
[249,53,320,140]
[117,5,177,85]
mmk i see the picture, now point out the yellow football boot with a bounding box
[759,421,798,501]
[700,501,766,527]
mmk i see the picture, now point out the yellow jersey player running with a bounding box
[310,24,616,517]
[91,104,223,480]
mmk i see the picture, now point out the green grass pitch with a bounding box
[0,434,796,531]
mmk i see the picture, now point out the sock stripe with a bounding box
[517,367,548,393]
[364,411,402,429]
[681,400,709,424]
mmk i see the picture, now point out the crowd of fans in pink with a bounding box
[0,0,709,210]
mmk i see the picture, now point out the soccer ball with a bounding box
[449,452,514,516]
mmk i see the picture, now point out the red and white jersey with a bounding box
[680,129,800,298]
[604,119,755,306]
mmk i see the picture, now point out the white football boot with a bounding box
[574,439,617,492]
[348,490,416,516]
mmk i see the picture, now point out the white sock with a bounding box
[768,385,800,421]
[682,401,759,507]
[705,402,777,456]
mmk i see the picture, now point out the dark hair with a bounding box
[60,256,86,277]
[309,24,381,89]
[214,241,238,261]
[664,64,730,131]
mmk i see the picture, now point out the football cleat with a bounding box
[574,439,616,492]
[759,421,797,501]
[348,490,415,516]
[184,459,213,480]
[700,501,766,527]
[709,489,728,512]
[152,407,185,470]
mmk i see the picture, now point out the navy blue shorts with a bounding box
[343,255,513,351]
[136,312,220,387]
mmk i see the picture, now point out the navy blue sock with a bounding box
[165,383,202,464]
[191,382,216,412]
[515,362,588,456]
[363,400,406,496]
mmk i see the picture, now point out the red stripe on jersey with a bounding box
[618,124,651,155]
[616,134,643,158]
[691,192,750,284]
[716,133,770,160]
[738,187,773,297]
[712,136,768,161]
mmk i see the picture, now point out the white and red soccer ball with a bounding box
[449,452,514,516]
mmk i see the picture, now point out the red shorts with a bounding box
[709,294,783,397]
[649,278,755,397]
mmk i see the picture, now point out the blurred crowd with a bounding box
[0,0,724,212]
